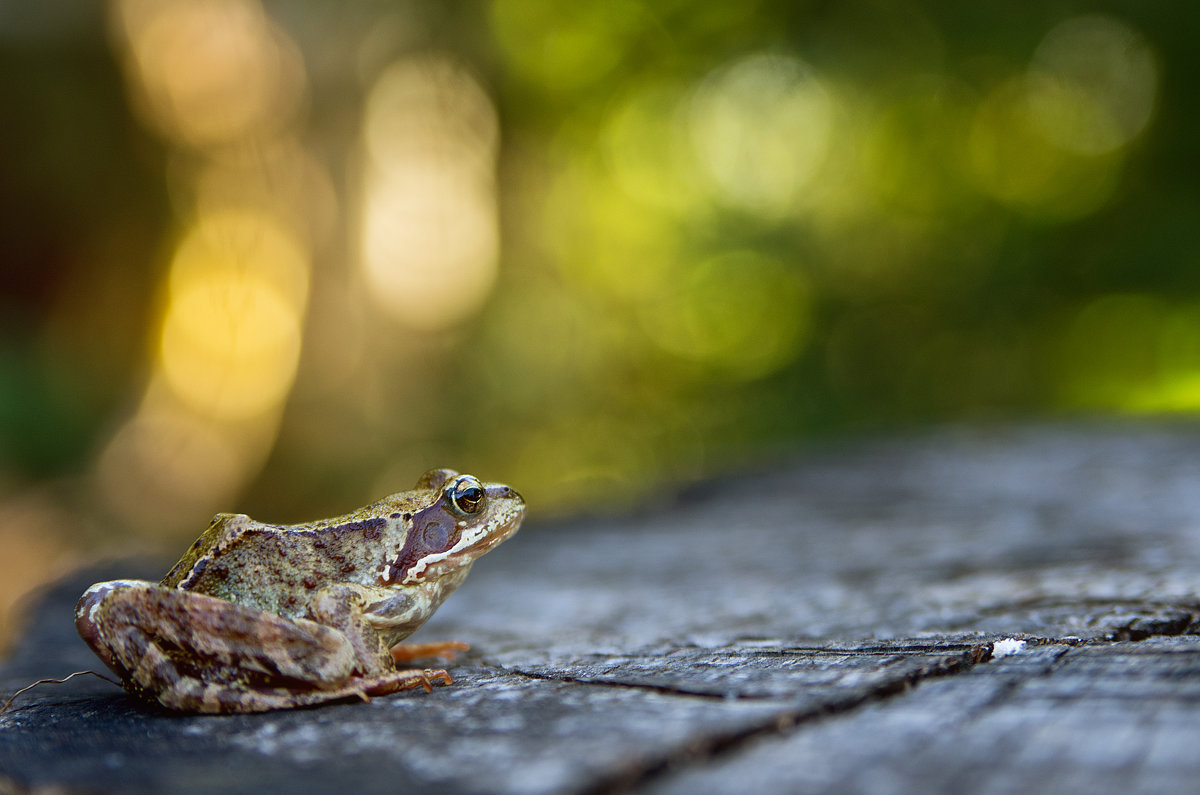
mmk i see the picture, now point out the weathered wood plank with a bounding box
[647,637,1200,794]
[1,423,1199,793]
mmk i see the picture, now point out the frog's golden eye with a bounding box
[447,475,485,515]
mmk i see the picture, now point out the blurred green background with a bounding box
[0,1,1192,640]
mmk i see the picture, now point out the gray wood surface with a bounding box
[2,423,1199,793]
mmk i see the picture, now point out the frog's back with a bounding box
[161,513,243,590]
[160,511,398,618]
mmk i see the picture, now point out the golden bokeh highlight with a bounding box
[94,0,316,535]
[159,212,308,421]
[110,0,306,148]
[358,54,501,331]
[96,203,312,528]
[167,210,310,309]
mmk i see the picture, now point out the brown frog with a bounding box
[74,469,524,713]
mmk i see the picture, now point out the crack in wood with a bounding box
[500,667,739,701]
[1108,609,1198,641]
[572,646,987,794]
[575,621,1196,794]
[964,642,1073,720]
[770,642,989,656]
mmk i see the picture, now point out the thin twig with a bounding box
[1,670,121,713]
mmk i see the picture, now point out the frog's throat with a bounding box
[362,569,471,645]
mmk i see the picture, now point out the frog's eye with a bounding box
[447,475,485,515]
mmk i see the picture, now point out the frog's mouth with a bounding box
[403,527,510,583]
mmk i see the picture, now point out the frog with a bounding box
[73,469,524,713]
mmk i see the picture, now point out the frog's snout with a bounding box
[487,484,523,505]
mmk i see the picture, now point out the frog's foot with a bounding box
[146,668,453,713]
[361,667,453,696]
[136,668,454,713]
[389,641,471,664]
[226,668,453,711]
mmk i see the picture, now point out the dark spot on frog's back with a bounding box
[336,517,386,541]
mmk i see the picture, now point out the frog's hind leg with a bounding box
[76,581,363,713]
[116,624,450,712]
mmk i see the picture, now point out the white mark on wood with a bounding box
[991,638,1026,658]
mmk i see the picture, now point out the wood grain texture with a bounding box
[1,423,1198,793]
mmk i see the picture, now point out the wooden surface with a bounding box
[2,423,1199,793]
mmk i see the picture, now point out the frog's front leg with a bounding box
[75,581,444,713]
[307,584,455,696]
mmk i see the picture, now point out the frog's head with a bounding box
[381,469,524,586]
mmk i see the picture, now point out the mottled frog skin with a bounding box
[75,469,524,713]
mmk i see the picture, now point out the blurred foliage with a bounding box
[0,0,1196,592]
